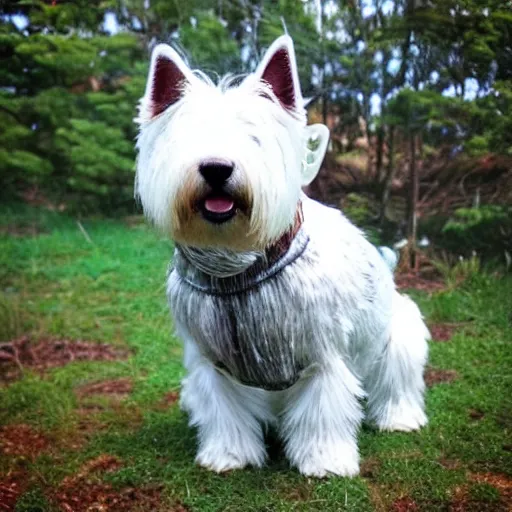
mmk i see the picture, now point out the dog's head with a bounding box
[135,36,328,251]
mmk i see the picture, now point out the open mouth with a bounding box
[200,194,237,224]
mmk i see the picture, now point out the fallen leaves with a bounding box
[0,336,131,383]
[0,424,49,459]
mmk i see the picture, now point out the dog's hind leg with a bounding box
[279,356,364,477]
[365,292,430,431]
[180,339,271,472]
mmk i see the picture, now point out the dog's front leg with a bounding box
[280,357,364,477]
[180,340,270,472]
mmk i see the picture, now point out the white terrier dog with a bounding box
[135,36,429,477]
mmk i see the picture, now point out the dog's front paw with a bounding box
[196,441,266,473]
[292,441,360,478]
[377,400,427,432]
[196,450,248,473]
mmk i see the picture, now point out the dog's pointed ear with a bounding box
[255,35,302,111]
[143,44,192,119]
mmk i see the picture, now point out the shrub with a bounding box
[441,205,512,265]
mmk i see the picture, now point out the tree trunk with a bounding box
[379,126,395,225]
[320,0,327,127]
[375,125,385,183]
[406,133,418,269]
[322,90,328,126]
[361,93,373,176]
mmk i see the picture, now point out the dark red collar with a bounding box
[265,201,303,266]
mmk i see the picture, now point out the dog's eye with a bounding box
[250,135,261,146]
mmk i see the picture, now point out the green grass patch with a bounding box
[1,204,511,511]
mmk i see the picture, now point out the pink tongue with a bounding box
[204,196,235,213]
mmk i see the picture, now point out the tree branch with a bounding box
[0,105,23,124]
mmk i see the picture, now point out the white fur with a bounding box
[280,353,365,477]
[136,35,430,478]
[135,37,307,247]
[180,340,271,471]
[170,197,430,477]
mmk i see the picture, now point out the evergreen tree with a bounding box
[0,0,511,221]
[1,2,143,211]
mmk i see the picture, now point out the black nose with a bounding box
[198,159,234,188]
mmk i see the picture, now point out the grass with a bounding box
[0,204,511,511]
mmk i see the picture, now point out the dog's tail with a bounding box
[378,246,399,273]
